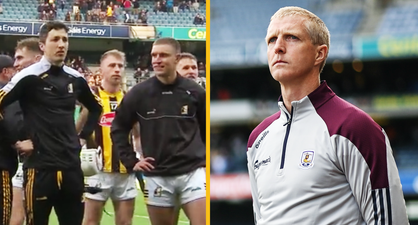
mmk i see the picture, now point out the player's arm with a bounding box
[0,74,31,117]
[196,88,206,143]
[247,147,261,224]
[334,121,409,224]
[75,104,89,134]
[111,89,139,171]
[132,122,143,159]
[75,77,103,141]
[3,101,25,144]
[0,75,32,143]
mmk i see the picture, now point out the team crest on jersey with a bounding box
[299,151,315,169]
[68,83,73,93]
[99,112,115,127]
[181,105,188,115]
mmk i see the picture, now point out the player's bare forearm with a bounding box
[75,105,89,134]
[132,122,143,157]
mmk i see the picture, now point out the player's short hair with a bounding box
[15,38,42,54]
[100,49,126,65]
[270,6,330,73]
[39,21,69,43]
[153,37,181,54]
[178,52,197,62]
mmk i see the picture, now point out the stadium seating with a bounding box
[377,3,418,34]
[0,0,206,27]
[211,0,362,43]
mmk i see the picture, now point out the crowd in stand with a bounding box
[33,0,205,25]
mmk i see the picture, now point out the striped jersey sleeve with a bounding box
[317,96,409,225]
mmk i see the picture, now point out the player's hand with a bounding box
[133,157,155,172]
[15,140,34,155]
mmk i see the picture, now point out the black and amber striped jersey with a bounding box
[91,86,127,173]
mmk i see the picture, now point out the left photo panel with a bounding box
[0,0,208,225]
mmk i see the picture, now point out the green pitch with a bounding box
[48,194,189,225]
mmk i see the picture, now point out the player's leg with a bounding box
[54,169,85,225]
[10,187,25,225]
[144,175,177,225]
[82,172,111,225]
[23,168,54,225]
[0,170,13,225]
[172,195,181,225]
[111,173,137,225]
[11,165,25,225]
[180,167,206,225]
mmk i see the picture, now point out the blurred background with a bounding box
[210,0,418,224]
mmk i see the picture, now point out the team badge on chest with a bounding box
[68,83,73,93]
[299,150,315,169]
[181,105,188,115]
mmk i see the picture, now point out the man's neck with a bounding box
[47,58,64,67]
[101,80,120,94]
[280,75,320,113]
[156,72,177,85]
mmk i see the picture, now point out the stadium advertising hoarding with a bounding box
[0,21,130,39]
[156,27,206,41]
[210,174,252,200]
[354,34,418,59]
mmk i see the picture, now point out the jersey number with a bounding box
[110,102,118,111]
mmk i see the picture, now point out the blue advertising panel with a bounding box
[0,21,33,35]
[0,20,129,39]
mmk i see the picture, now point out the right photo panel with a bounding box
[210,0,418,224]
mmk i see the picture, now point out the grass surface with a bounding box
[48,185,189,225]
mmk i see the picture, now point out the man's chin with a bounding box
[155,72,168,77]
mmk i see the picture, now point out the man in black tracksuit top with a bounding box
[0,55,22,225]
[0,21,102,225]
[111,37,206,225]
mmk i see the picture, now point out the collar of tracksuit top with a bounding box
[38,56,65,74]
[246,81,408,225]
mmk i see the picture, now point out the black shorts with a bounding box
[23,168,84,225]
[0,170,12,225]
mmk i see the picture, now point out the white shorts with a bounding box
[12,163,24,189]
[144,167,206,207]
[85,172,138,201]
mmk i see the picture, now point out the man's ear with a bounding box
[314,44,327,67]
[39,42,45,52]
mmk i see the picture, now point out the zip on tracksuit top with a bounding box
[247,81,409,225]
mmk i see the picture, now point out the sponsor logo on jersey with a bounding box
[299,150,315,169]
[99,112,115,127]
[255,130,269,149]
[254,156,271,170]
